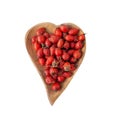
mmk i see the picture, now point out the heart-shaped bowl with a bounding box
[25,22,86,105]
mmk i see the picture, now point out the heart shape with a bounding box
[25,22,86,105]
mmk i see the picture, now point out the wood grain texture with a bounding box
[25,22,86,105]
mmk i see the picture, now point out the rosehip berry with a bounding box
[60,24,69,32]
[65,35,74,41]
[70,64,76,71]
[50,46,55,56]
[43,48,50,56]
[45,76,55,84]
[36,48,44,58]
[54,28,62,37]
[63,72,72,78]
[73,50,81,59]
[68,28,79,35]
[44,69,50,76]
[46,56,54,65]
[43,32,50,38]
[57,76,65,82]
[70,42,75,48]
[63,62,71,71]
[62,52,70,61]
[33,42,40,51]
[36,27,46,35]
[55,48,62,56]
[38,58,45,65]
[63,41,70,49]
[49,35,59,43]
[50,68,58,76]
[57,39,64,48]
[45,39,52,48]
[52,82,61,91]
[70,57,77,63]
[75,41,83,49]
[31,36,37,44]
[68,49,74,56]
[78,34,85,41]
[37,35,45,44]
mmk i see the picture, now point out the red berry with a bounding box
[44,69,50,76]
[45,39,52,48]
[36,27,46,35]
[57,76,65,82]
[57,39,64,48]
[73,50,81,59]
[31,36,37,44]
[43,32,50,38]
[63,62,71,71]
[37,35,45,44]
[68,28,79,35]
[70,42,75,48]
[65,35,74,41]
[55,48,62,56]
[63,41,70,49]
[63,72,72,78]
[78,34,85,41]
[50,68,58,76]
[75,41,83,49]
[70,64,76,71]
[38,58,45,65]
[59,60,65,69]
[49,35,59,43]
[43,48,50,56]
[46,56,54,65]
[52,82,61,91]
[54,28,62,37]
[45,76,55,84]
[33,42,40,51]
[68,50,74,56]
[60,25,69,32]
[62,52,70,61]
[70,57,77,63]
[50,46,55,56]
[36,48,44,58]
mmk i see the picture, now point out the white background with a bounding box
[0,0,120,120]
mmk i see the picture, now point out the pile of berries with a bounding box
[31,24,85,91]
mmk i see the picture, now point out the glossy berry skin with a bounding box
[46,56,54,65]
[73,50,81,59]
[68,49,74,56]
[57,39,64,48]
[59,25,69,32]
[45,76,55,84]
[70,42,75,48]
[50,46,55,56]
[78,34,85,41]
[45,39,52,47]
[70,57,77,63]
[36,27,46,35]
[37,35,45,44]
[44,69,50,76]
[75,41,83,49]
[63,41,70,49]
[50,68,58,76]
[57,76,65,82]
[43,32,50,38]
[63,72,72,78]
[68,28,79,35]
[32,36,37,44]
[36,48,44,58]
[65,35,74,41]
[52,82,61,91]
[38,58,45,65]
[33,42,40,51]
[62,52,70,61]
[63,62,71,71]
[43,48,50,56]
[55,48,62,56]
[55,28,62,37]
[49,35,59,43]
